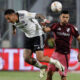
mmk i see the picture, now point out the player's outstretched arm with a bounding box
[35,14,50,24]
[35,14,45,20]
[77,35,80,62]
[35,14,51,32]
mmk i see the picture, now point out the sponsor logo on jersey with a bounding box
[57,32,70,36]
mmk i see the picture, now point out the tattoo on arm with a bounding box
[35,14,45,20]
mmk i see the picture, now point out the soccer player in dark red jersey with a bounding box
[42,10,80,80]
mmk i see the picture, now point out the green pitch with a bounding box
[0,71,80,80]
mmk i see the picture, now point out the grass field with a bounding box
[0,71,80,80]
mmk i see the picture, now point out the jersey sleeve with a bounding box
[50,23,57,31]
[17,10,36,18]
[71,25,79,38]
[25,11,36,18]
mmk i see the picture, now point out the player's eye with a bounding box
[63,16,69,18]
[65,17,69,18]
[62,16,65,18]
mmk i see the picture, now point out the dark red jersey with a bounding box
[51,23,79,54]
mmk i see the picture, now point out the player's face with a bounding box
[60,14,70,25]
[5,14,16,23]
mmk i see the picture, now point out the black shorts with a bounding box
[24,34,44,52]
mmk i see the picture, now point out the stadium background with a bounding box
[0,0,80,80]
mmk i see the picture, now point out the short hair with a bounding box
[4,9,15,15]
[60,10,69,14]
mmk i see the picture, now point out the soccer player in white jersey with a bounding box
[4,9,64,77]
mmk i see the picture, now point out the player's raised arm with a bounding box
[35,13,51,32]
[35,14,50,24]
[35,14,45,20]
[77,35,80,62]
[26,11,50,25]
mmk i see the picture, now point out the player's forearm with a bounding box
[35,14,45,20]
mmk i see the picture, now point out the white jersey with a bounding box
[13,10,44,38]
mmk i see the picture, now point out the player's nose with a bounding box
[64,19,67,22]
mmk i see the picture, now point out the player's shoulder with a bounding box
[51,23,59,27]
[51,23,59,30]
[67,23,75,28]
[17,10,28,14]
[68,24,78,31]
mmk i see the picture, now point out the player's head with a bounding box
[4,9,18,23]
[59,10,70,25]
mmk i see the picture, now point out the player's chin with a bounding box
[62,22,68,25]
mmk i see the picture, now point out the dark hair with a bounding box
[4,9,15,15]
[60,10,69,14]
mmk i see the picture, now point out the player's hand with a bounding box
[44,19,50,24]
[40,19,50,26]
[77,53,80,62]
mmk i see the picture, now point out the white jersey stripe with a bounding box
[40,35,44,48]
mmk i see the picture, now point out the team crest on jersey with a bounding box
[67,28,70,32]
[57,27,61,30]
